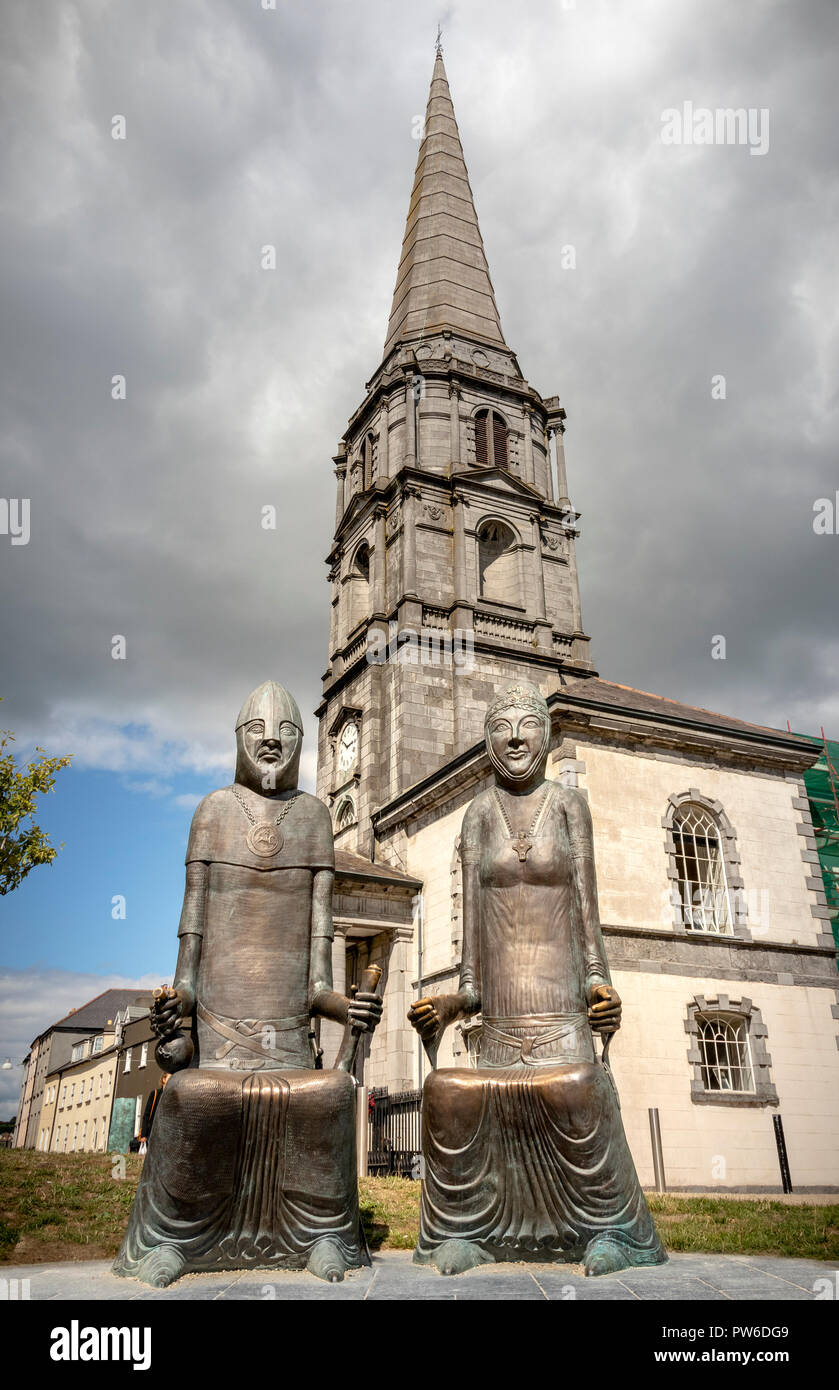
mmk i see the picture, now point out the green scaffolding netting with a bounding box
[795,734,839,950]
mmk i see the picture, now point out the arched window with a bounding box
[347,542,370,633]
[474,408,508,470]
[477,519,520,605]
[685,996,776,1106]
[335,796,355,831]
[671,800,733,933]
[695,1013,754,1093]
[354,543,370,581]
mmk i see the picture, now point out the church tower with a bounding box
[316,45,594,858]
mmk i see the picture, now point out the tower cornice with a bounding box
[344,355,552,445]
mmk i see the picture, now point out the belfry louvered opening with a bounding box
[474,408,508,470]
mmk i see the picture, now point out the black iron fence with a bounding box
[367,1087,422,1178]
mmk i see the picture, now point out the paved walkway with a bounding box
[3,1251,836,1301]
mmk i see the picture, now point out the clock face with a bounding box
[337,722,358,773]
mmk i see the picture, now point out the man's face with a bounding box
[488,706,547,781]
[241,718,301,789]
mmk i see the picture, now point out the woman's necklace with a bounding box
[232,785,300,857]
[493,783,552,862]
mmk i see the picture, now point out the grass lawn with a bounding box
[646,1193,839,1261]
[0,1149,145,1264]
[358,1175,420,1250]
[2,1150,837,1264]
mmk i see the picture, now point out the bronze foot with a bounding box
[584,1236,632,1277]
[426,1239,495,1277]
[306,1237,349,1283]
[133,1245,188,1288]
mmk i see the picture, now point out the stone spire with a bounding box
[383,49,508,359]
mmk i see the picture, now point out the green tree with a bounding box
[0,703,72,895]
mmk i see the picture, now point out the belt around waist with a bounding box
[482,1012,589,1064]
[197,1001,310,1065]
[484,1012,588,1030]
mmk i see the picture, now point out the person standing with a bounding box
[138,1073,170,1151]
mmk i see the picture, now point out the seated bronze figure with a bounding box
[408,681,666,1277]
[113,681,381,1287]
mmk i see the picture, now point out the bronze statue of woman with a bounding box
[408,681,666,1277]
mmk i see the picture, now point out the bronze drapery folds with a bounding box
[113,682,382,1287]
[408,681,666,1276]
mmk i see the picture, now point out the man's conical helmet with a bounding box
[235,681,303,737]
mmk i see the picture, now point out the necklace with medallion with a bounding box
[232,785,300,857]
[493,783,552,862]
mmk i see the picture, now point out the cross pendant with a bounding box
[512,832,533,862]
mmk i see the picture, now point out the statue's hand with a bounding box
[408,996,442,1046]
[347,991,383,1034]
[587,984,621,1034]
[151,985,195,1040]
[408,992,464,1047]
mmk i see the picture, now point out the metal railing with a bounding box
[367,1087,422,1178]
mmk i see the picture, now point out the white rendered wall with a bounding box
[577,743,821,947]
[612,971,839,1191]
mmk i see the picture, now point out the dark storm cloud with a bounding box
[0,0,837,789]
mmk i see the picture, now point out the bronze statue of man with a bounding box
[408,681,666,1277]
[114,681,381,1286]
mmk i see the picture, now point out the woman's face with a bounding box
[487,706,548,781]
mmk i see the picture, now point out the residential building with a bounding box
[111,1012,165,1146]
[12,989,153,1149]
[42,1026,118,1155]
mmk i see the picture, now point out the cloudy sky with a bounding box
[1,0,837,1115]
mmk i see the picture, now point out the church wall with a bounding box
[403,798,472,977]
[390,659,457,795]
[565,536,584,632]
[417,384,453,474]
[531,434,549,497]
[613,971,839,1191]
[389,403,407,477]
[351,665,377,838]
[576,742,823,948]
[414,523,453,607]
[317,659,385,851]
[315,697,332,806]
[541,549,578,633]
[386,531,400,608]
